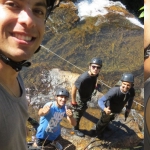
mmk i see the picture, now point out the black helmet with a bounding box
[56,88,69,97]
[45,0,55,21]
[121,73,134,83]
[46,0,56,10]
[90,57,102,67]
[34,0,58,54]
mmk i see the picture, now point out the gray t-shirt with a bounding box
[144,78,150,149]
[0,74,28,150]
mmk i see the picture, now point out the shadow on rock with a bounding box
[58,136,76,150]
[101,120,143,149]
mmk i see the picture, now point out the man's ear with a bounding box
[89,65,91,70]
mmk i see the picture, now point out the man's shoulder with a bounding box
[110,86,120,91]
[105,87,119,96]
[76,71,89,81]
[80,71,89,77]
[129,87,135,96]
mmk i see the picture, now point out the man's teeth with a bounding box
[14,34,32,41]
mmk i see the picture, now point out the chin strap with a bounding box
[144,44,150,59]
[34,46,41,53]
[0,53,31,72]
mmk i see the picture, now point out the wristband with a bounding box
[71,102,77,105]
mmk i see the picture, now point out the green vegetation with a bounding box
[139,6,144,18]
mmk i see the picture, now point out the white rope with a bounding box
[41,45,144,108]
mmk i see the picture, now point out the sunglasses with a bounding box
[91,65,101,69]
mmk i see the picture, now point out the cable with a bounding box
[41,45,144,108]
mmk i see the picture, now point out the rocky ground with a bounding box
[27,69,144,150]
[27,107,144,150]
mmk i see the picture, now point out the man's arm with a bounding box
[98,96,111,114]
[126,97,134,112]
[71,85,78,104]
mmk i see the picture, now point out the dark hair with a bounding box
[45,0,58,20]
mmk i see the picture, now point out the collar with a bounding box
[120,86,128,94]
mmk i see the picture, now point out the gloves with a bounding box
[96,84,101,92]
[124,111,129,121]
[71,102,79,110]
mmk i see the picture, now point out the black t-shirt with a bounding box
[104,87,135,113]
[75,71,97,99]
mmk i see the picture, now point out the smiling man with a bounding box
[71,57,102,137]
[35,88,76,149]
[0,0,56,150]
[96,73,135,137]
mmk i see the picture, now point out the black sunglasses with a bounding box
[91,65,101,69]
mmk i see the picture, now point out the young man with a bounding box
[71,57,102,137]
[96,73,135,137]
[0,0,56,150]
[144,0,150,148]
[36,88,76,149]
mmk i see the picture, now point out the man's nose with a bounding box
[18,9,36,28]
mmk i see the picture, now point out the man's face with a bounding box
[57,95,68,108]
[0,0,47,62]
[121,81,132,93]
[89,64,101,76]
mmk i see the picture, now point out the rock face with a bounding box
[27,68,144,150]
[24,1,144,148]
[22,0,143,107]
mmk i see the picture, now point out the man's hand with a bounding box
[96,83,101,92]
[124,109,130,121]
[65,106,73,118]
[71,101,77,107]
[41,103,52,116]
[71,101,79,110]
[104,106,111,115]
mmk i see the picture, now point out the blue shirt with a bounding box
[36,101,66,141]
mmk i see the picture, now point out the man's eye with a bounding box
[34,9,45,16]
[6,2,18,8]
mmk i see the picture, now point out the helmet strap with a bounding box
[144,44,150,59]
[34,46,41,54]
[0,53,31,72]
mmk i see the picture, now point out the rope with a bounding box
[40,45,144,108]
